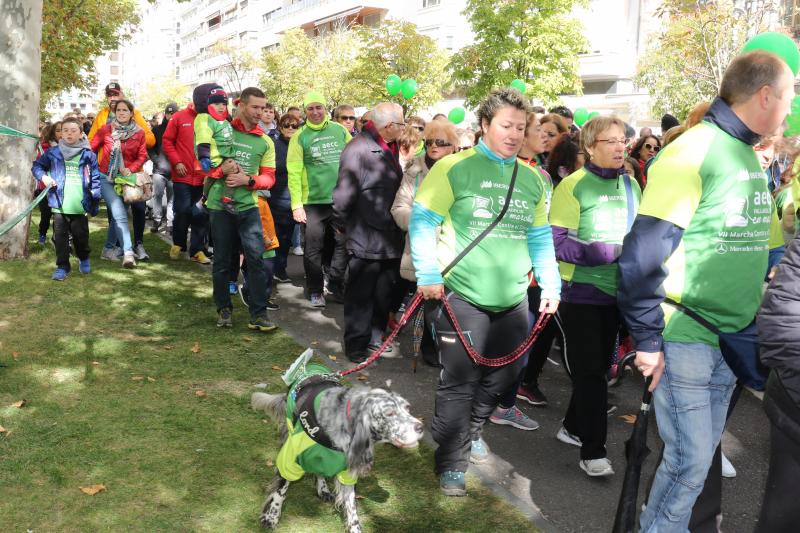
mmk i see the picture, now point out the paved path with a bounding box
[232,251,770,532]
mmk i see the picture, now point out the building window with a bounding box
[240,0,248,7]
[80,103,87,110]
[109,52,119,62]
[176,43,180,57]
[262,8,280,27]
[176,21,181,34]
[423,0,441,7]
[445,35,454,50]
[110,65,119,75]
[208,14,221,29]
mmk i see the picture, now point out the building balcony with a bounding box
[578,50,638,82]
[272,0,392,34]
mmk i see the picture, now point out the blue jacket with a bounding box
[32,147,101,216]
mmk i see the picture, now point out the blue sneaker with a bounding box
[439,470,466,496]
[469,437,490,464]
[38,234,46,245]
[52,268,68,281]
[79,259,91,274]
[229,281,238,295]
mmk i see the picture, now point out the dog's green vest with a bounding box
[276,364,357,485]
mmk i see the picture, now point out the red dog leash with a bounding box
[339,292,553,377]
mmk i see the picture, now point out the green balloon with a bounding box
[784,95,800,136]
[587,111,600,120]
[510,79,527,93]
[448,107,466,124]
[573,107,589,127]
[386,74,402,96]
[401,79,418,99]
[742,32,800,76]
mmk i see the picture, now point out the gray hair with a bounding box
[477,88,532,128]
[372,102,402,129]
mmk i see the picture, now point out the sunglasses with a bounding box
[425,139,453,148]
[644,142,660,152]
[339,115,356,121]
[282,123,300,129]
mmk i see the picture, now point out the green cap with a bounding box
[303,91,326,108]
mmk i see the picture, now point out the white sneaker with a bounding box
[580,458,614,477]
[556,426,582,447]
[122,251,136,268]
[134,243,149,261]
[721,452,736,478]
[101,246,121,261]
[291,246,304,256]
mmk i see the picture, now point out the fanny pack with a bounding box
[665,298,767,390]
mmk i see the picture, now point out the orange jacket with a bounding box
[258,196,279,252]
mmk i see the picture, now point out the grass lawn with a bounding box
[0,212,537,532]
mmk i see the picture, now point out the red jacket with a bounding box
[162,105,204,186]
[90,124,148,175]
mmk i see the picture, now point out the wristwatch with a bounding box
[248,176,256,187]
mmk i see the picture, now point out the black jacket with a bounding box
[332,125,404,260]
[758,233,800,445]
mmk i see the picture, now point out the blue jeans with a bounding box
[172,182,208,255]
[100,176,133,253]
[640,342,736,532]
[210,208,267,319]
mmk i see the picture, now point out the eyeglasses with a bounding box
[425,139,452,148]
[338,115,356,121]
[282,123,300,129]
[412,126,425,132]
[644,142,660,152]
[595,138,627,146]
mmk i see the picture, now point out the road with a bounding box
[267,255,769,533]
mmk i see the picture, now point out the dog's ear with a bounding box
[347,396,374,477]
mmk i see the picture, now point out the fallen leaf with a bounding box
[131,376,144,381]
[357,376,368,381]
[147,377,156,382]
[12,352,19,361]
[0,425,6,433]
[191,342,201,354]
[243,337,254,342]
[79,484,106,495]
[163,345,174,351]
[11,400,26,408]
[311,341,319,346]
[91,361,100,366]
[620,414,637,424]
[271,365,283,372]
[195,390,207,397]
[266,458,274,467]
[328,355,337,361]
[355,495,365,500]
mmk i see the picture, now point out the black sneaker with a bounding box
[347,352,368,364]
[274,272,290,283]
[266,299,280,311]
[516,383,549,407]
[217,307,233,328]
[249,314,277,332]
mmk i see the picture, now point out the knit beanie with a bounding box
[303,91,326,108]
[208,88,228,105]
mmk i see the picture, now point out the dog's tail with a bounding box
[251,392,287,423]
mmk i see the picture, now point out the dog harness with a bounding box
[276,364,357,485]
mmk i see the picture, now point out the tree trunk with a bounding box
[0,1,43,259]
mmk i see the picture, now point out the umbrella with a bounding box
[612,376,654,533]
[411,307,425,373]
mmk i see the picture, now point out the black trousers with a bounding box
[303,204,347,295]
[427,291,529,474]
[343,257,399,359]
[522,286,563,386]
[38,200,53,237]
[559,301,620,460]
[755,420,800,532]
[53,213,90,270]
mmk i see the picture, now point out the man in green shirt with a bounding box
[618,50,795,531]
[287,91,352,308]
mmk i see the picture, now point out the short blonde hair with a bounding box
[424,119,459,148]
[580,116,626,157]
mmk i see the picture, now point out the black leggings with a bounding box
[426,291,529,474]
[38,200,53,237]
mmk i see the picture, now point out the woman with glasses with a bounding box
[549,116,641,478]
[409,89,561,496]
[630,135,661,187]
[269,113,302,282]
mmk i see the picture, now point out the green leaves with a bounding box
[449,0,587,107]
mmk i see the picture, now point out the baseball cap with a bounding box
[105,82,122,96]
[164,102,179,114]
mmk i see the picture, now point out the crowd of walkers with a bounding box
[30,45,800,531]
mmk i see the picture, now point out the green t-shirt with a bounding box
[549,168,641,296]
[54,154,85,215]
[413,149,549,312]
[194,113,235,167]
[642,121,781,346]
[286,120,351,209]
[206,128,275,212]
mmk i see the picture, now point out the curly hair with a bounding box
[476,88,532,127]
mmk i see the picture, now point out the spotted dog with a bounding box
[252,364,423,532]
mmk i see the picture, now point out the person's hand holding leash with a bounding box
[419,284,444,300]
[539,299,559,314]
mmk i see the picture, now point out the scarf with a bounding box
[584,160,625,180]
[107,119,141,182]
[58,138,89,161]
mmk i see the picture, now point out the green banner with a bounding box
[0,124,39,140]
[0,188,49,238]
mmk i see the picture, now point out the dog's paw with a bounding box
[346,524,362,533]
[259,512,279,530]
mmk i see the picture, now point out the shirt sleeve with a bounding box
[287,132,305,210]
